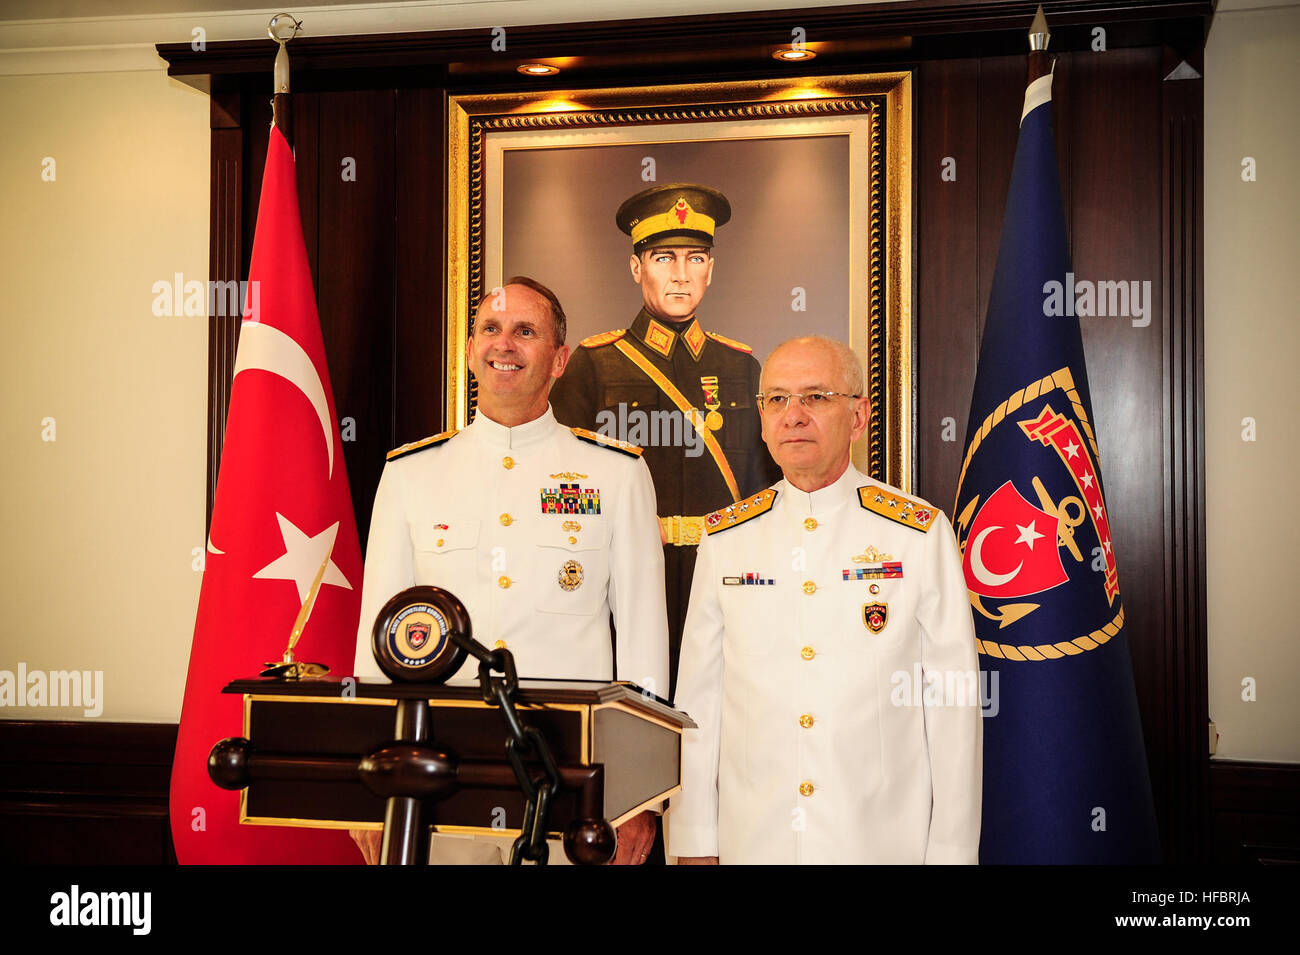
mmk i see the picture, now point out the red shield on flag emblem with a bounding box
[962,480,1069,599]
[863,602,888,633]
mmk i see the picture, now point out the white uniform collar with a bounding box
[779,462,864,518]
[466,404,558,450]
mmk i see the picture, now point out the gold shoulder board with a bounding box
[580,329,628,348]
[570,427,643,457]
[704,488,778,535]
[704,331,753,354]
[387,429,458,461]
[857,486,937,533]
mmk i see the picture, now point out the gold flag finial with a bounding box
[1029,5,1051,52]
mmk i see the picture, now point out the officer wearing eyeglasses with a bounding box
[669,335,983,864]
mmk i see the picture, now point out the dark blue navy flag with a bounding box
[955,70,1159,863]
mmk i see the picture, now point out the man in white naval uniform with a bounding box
[351,278,669,864]
[670,336,982,864]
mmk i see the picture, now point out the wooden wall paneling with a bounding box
[240,92,273,283]
[915,56,980,507]
[316,90,398,544]
[1210,761,1300,864]
[973,55,1026,351]
[293,91,321,285]
[206,91,243,533]
[1066,43,1170,853]
[394,87,448,458]
[0,721,177,864]
[1160,43,1209,863]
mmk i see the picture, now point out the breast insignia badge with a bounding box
[558,560,584,591]
[863,602,889,634]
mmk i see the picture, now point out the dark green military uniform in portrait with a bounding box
[550,183,781,699]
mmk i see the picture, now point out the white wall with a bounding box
[1204,0,1300,762]
[0,69,210,722]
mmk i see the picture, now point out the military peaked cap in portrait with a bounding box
[616,183,732,254]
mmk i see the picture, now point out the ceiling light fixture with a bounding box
[517,63,560,76]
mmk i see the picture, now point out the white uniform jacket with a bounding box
[668,464,982,864]
[353,406,669,694]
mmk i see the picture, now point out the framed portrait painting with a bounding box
[448,72,913,488]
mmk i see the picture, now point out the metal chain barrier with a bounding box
[471,646,562,865]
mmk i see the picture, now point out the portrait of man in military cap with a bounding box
[550,182,783,698]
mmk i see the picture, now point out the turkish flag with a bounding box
[961,480,1068,600]
[169,126,363,864]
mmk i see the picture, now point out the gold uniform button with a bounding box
[799,781,814,797]
[800,646,815,660]
[436,538,445,547]
[502,456,514,469]
[499,513,513,526]
[568,536,577,544]
[498,576,511,589]
[802,580,817,595]
[799,714,814,729]
[803,517,818,531]
[494,640,507,650]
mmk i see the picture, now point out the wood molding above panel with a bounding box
[157,1,1214,93]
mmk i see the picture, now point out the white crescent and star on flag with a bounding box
[253,513,353,599]
[206,318,351,596]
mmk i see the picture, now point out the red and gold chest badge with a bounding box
[863,601,888,634]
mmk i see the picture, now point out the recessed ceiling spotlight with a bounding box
[772,47,816,62]
[517,63,560,76]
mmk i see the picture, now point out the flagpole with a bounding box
[268,13,301,142]
[1028,4,1052,82]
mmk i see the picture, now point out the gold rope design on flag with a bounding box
[614,338,741,502]
[953,367,1101,514]
[976,605,1124,661]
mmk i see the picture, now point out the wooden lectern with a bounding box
[208,677,695,865]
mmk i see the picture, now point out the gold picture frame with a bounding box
[447,72,913,488]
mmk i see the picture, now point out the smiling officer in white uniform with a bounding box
[351,277,669,865]
[669,336,982,865]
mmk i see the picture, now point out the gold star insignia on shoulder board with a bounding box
[704,488,778,535]
[387,429,458,461]
[858,486,938,533]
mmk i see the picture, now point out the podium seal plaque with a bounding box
[371,586,471,683]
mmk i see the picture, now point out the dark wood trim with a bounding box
[1159,44,1208,863]
[1209,760,1300,865]
[0,721,178,864]
[207,91,243,533]
[157,0,1214,93]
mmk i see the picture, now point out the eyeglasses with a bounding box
[755,391,861,413]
